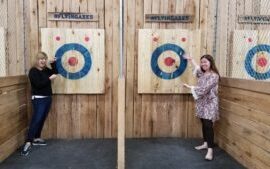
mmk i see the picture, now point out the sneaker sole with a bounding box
[21,149,31,156]
[21,152,29,156]
[32,143,47,146]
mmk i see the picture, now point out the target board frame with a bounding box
[138,29,201,94]
[41,28,105,94]
[233,30,270,81]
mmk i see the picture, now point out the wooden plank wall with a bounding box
[0,0,26,76]
[27,0,217,139]
[216,0,270,76]
[124,0,217,138]
[216,77,270,169]
[0,76,28,162]
[28,0,216,138]
[29,0,119,139]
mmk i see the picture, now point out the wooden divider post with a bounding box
[117,77,125,169]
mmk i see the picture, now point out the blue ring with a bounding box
[245,44,270,80]
[55,43,92,80]
[151,43,187,80]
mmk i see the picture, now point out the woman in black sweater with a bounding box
[21,52,58,156]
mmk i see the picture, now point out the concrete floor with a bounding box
[0,138,245,169]
[0,139,117,169]
[126,138,246,169]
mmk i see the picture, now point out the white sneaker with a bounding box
[33,138,47,146]
[21,142,32,156]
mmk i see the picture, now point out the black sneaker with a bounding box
[32,138,47,146]
[21,142,31,156]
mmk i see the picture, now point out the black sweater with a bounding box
[29,63,58,96]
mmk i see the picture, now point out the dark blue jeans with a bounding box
[27,97,52,142]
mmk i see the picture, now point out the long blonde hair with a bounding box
[32,52,48,67]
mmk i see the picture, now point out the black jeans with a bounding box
[201,118,214,148]
[27,97,52,142]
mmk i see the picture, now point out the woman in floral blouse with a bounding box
[183,54,220,161]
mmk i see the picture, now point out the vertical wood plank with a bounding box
[227,0,236,77]
[24,0,31,72]
[243,0,252,30]
[0,0,8,28]
[87,0,98,139]
[0,0,8,76]
[7,0,17,75]
[117,78,125,169]
[101,0,113,138]
[125,0,136,138]
[143,0,152,28]
[133,0,144,137]
[95,0,106,139]
[29,0,39,66]
[111,0,120,138]
[199,0,217,55]
[140,0,153,138]
[38,0,47,28]
[207,0,217,55]
[15,0,25,75]
[0,27,6,77]
[216,0,229,76]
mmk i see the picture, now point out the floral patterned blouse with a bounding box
[191,67,219,122]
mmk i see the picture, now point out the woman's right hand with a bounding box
[183,54,199,68]
[49,74,57,80]
[183,54,193,61]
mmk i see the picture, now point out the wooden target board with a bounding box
[0,27,6,77]
[233,30,270,81]
[41,28,105,94]
[138,29,201,93]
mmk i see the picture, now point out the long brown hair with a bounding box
[200,54,220,78]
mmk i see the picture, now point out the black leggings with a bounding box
[201,118,214,148]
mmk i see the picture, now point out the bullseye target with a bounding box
[138,29,201,93]
[55,43,92,80]
[233,30,270,80]
[41,28,105,94]
[245,45,270,80]
[151,43,187,80]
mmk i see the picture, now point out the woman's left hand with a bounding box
[183,83,192,89]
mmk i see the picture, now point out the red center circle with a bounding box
[257,57,268,67]
[56,36,61,41]
[181,37,186,42]
[164,57,175,66]
[85,36,90,42]
[153,37,159,42]
[68,57,78,66]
